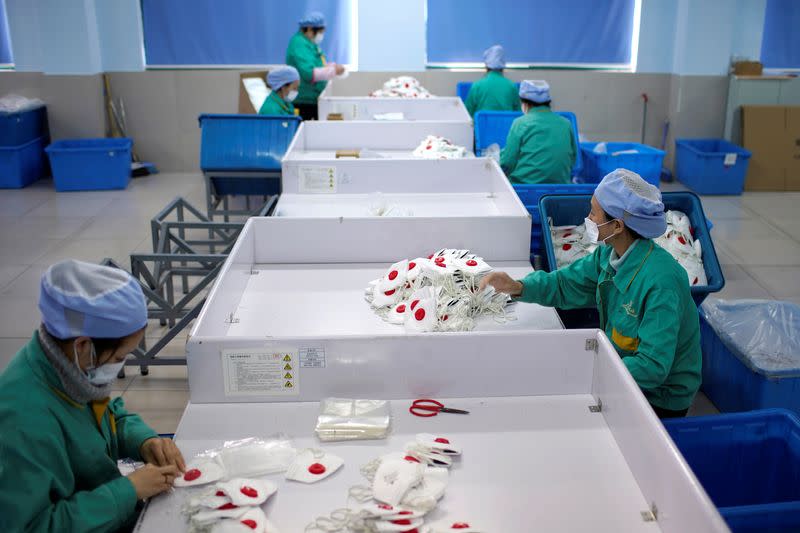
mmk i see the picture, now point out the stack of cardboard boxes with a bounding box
[742,105,800,191]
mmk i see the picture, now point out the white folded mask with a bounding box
[359,501,425,520]
[185,491,236,513]
[191,506,249,526]
[373,283,401,308]
[174,458,225,487]
[405,444,453,467]
[286,449,344,483]
[406,259,427,282]
[402,466,448,510]
[373,516,425,532]
[372,458,425,506]
[381,259,409,290]
[386,301,409,325]
[209,507,276,533]
[214,478,277,507]
[404,297,438,332]
[416,434,462,455]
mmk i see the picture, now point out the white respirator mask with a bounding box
[75,342,124,386]
[584,217,618,246]
[286,90,298,102]
[314,32,325,45]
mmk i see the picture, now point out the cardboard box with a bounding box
[238,70,268,114]
[732,61,763,76]
[742,106,800,191]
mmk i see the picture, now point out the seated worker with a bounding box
[480,170,701,419]
[0,260,186,532]
[500,80,576,184]
[465,44,520,117]
[260,65,301,116]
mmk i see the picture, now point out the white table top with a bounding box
[287,150,475,161]
[274,193,502,218]
[136,396,660,532]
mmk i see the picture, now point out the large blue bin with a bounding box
[580,142,665,186]
[0,105,48,146]
[474,110,583,177]
[664,409,800,533]
[676,139,752,196]
[456,81,521,104]
[46,138,132,192]
[699,300,800,417]
[198,114,301,172]
[539,192,723,305]
[0,136,47,189]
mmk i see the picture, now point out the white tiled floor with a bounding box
[1,174,799,431]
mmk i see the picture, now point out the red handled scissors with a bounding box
[409,399,470,418]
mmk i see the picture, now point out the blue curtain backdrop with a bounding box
[760,0,800,69]
[0,0,13,64]
[426,0,635,65]
[142,0,352,65]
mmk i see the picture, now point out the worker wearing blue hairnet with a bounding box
[260,65,301,116]
[481,170,701,418]
[499,80,576,184]
[286,11,346,120]
[0,260,186,531]
[464,45,520,117]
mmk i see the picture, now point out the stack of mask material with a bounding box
[364,249,515,333]
[183,478,279,533]
[412,135,468,160]
[307,433,484,532]
[370,76,433,98]
[315,398,392,442]
[548,210,708,286]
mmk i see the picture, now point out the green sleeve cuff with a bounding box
[516,271,542,304]
[107,476,138,526]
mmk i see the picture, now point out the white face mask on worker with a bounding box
[74,341,124,386]
[584,217,618,246]
[286,90,298,102]
[314,33,325,45]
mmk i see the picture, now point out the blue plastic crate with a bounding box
[676,139,752,196]
[664,409,800,533]
[0,106,48,146]
[0,136,47,189]
[580,142,665,186]
[538,192,723,305]
[474,110,583,177]
[699,303,800,417]
[456,81,521,104]
[198,114,301,172]
[46,138,132,192]
[211,176,281,197]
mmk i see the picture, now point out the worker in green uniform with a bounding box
[286,11,346,121]
[259,66,301,116]
[465,45,520,117]
[0,260,186,532]
[481,170,701,418]
[499,79,576,184]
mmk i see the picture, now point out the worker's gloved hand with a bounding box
[127,464,181,500]
[479,272,523,297]
[484,143,501,163]
[335,63,346,76]
[140,437,187,472]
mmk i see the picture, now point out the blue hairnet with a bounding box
[483,45,506,70]
[519,80,550,103]
[39,260,147,339]
[268,66,300,91]
[594,169,667,239]
[299,11,326,27]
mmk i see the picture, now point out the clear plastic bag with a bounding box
[316,398,392,442]
[185,435,297,480]
[701,299,800,377]
[0,94,45,113]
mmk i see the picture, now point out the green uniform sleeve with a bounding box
[0,427,137,532]
[465,86,478,117]
[500,120,522,175]
[288,42,317,84]
[110,396,158,462]
[623,289,680,390]
[517,250,600,309]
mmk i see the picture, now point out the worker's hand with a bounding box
[479,272,523,297]
[140,437,186,472]
[334,63,346,75]
[127,464,180,500]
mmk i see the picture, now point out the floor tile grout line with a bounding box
[735,200,800,246]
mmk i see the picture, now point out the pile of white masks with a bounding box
[412,135,468,160]
[183,478,279,533]
[548,210,707,286]
[364,249,515,333]
[370,76,433,98]
[307,434,483,532]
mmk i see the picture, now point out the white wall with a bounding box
[357,0,426,71]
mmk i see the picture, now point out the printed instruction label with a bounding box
[299,347,326,368]
[299,166,337,193]
[222,349,299,396]
[723,153,737,166]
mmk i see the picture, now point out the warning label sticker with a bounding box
[222,349,299,396]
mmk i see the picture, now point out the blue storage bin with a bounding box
[514,183,598,258]
[699,300,800,416]
[0,136,47,189]
[538,192,723,305]
[474,110,583,177]
[580,142,665,186]
[46,138,132,192]
[456,81,521,104]
[664,409,800,533]
[0,105,48,146]
[198,114,301,172]
[676,139,752,196]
